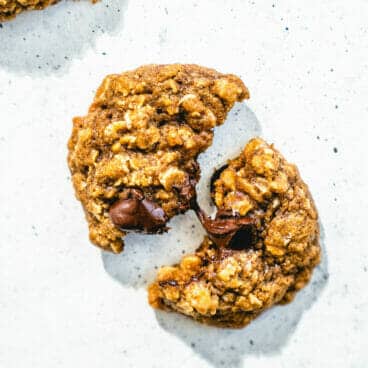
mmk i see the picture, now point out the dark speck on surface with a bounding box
[190,342,196,348]
[333,147,338,153]
[249,339,254,346]
[335,105,339,109]
[317,135,320,140]
[102,52,107,56]
[32,225,39,237]
[0,24,3,28]
[285,27,289,31]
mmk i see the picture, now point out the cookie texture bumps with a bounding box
[0,0,58,21]
[68,64,249,253]
[148,138,320,328]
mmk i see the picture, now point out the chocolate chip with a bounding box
[109,196,168,233]
[174,176,197,204]
[173,169,199,211]
[228,227,254,250]
[110,198,141,228]
[140,199,168,228]
[196,208,256,249]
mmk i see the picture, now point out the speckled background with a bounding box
[0,1,367,367]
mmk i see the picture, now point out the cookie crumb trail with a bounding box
[148,138,321,328]
[68,64,249,253]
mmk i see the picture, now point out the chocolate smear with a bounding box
[196,208,256,249]
[173,174,198,211]
[109,190,168,233]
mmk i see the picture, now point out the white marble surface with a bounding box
[0,1,367,367]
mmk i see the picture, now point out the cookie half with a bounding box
[148,138,320,328]
[68,64,249,252]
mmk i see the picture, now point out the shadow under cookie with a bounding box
[154,237,328,367]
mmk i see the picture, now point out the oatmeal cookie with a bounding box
[148,138,320,328]
[68,64,249,253]
[0,0,58,21]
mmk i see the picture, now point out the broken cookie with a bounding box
[148,138,321,328]
[68,64,249,252]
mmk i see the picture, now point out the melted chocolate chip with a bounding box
[188,165,258,249]
[110,198,140,228]
[109,194,168,233]
[173,176,197,206]
[172,167,199,212]
[228,227,254,250]
[196,208,256,249]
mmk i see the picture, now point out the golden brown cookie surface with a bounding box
[148,138,320,328]
[0,0,58,21]
[68,64,248,253]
